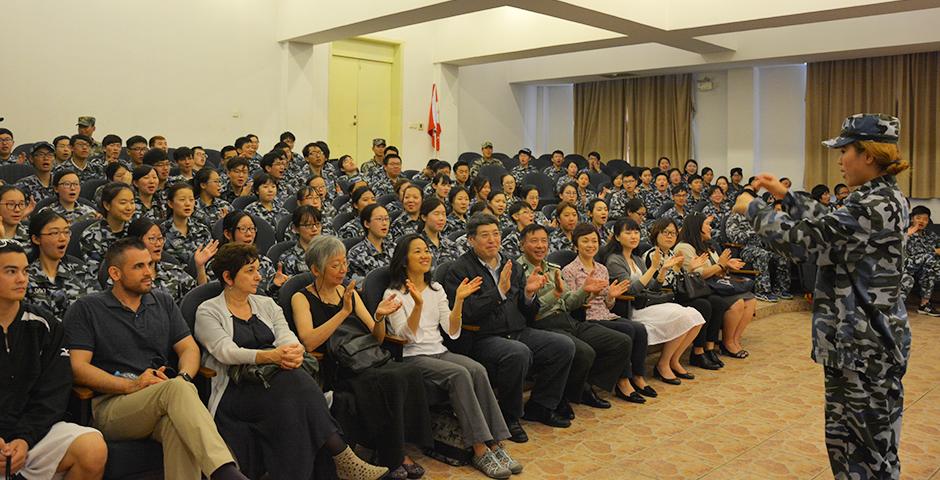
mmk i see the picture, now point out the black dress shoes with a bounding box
[653,367,681,385]
[690,352,721,370]
[674,370,695,380]
[522,403,572,428]
[556,400,576,420]
[614,385,646,404]
[629,379,658,398]
[580,387,612,409]
[706,350,725,368]
[504,416,529,443]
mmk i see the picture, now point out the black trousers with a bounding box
[589,318,648,378]
[681,297,718,347]
[535,312,632,403]
[469,327,575,417]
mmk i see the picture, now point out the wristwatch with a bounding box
[179,372,193,383]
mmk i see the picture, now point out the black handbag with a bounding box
[675,272,712,302]
[329,322,392,373]
[228,352,321,389]
[632,290,676,309]
[707,275,755,296]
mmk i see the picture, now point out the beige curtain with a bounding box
[573,80,627,161]
[574,74,692,165]
[805,52,940,197]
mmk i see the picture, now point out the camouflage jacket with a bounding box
[337,220,365,240]
[154,261,197,305]
[27,259,95,320]
[549,229,573,253]
[444,215,467,238]
[279,242,309,277]
[469,157,503,179]
[746,175,911,378]
[161,218,213,264]
[420,231,459,270]
[80,220,127,278]
[133,197,167,223]
[368,173,396,198]
[510,165,539,185]
[54,158,105,183]
[661,206,687,230]
[16,175,55,204]
[542,165,564,183]
[608,190,639,219]
[347,237,394,284]
[360,158,384,178]
[640,189,671,215]
[389,215,422,243]
[243,201,288,231]
[44,202,99,224]
[6,223,30,245]
[905,229,940,259]
[725,212,762,249]
[501,229,523,264]
[192,197,232,228]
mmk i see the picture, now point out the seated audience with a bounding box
[192,168,233,228]
[279,205,322,276]
[27,210,94,320]
[65,238,251,480]
[132,165,165,221]
[419,198,458,269]
[244,172,288,230]
[337,186,376,240]
[0,185,31,243]
[0,239,107,480]
[662,185,689,227]
[162,183,214,264]
[128,218,212,302]
[385,234,523,478]
[291,235,433,478]
[389,184,423,242]
[726,210,793,302]
[549,202,579,253]
[80,182,136,276]
[510,148,538,185]
[444,186,471,236]
[501,173,518,201]
[17,142,56,204]
[543,150,565,182]
[486,191,511,231]
[347,204,395,284]
[219,211,287,295]
[519,186,549,225]
[500,201,535,262]
[586,198,610,243]
[45,170,99,223]
[429,173,452,206]
[220,157,253,203]
[640,173,671,215]
[901,205,940,315]
[471,176,492,208]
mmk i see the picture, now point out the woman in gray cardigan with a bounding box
[194,243,386,480]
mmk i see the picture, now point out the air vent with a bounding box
[600,72,637,79]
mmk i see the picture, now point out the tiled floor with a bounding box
[407,305,940,479]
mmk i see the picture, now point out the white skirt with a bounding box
[630,303,705,345]
[18,421,102,480]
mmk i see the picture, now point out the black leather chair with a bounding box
[266,240,296,264]
[523,172,557,202]
[331,211,357,233]
[342,236,362,251]
[547,249,577,268]
[231,195,257,211]
[66,218,98,259]
[277,272,314,334]
[80,179,108,201]
[0,163,35,184]
[275,214,293,242]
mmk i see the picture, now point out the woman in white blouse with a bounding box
[384,233,523,479]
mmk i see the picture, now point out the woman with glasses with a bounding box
[219,211,288,296]
[347,204,395,284]
[162,183,214,265]
[131,165,165,221]
[127,217,215,303]
[193,168,232,228]
[27,209,93,320]
[519,185,548,226]
[46,170,99,223]
[279,206,323,276]
[0,185,32,243]
[80,182,136,278]
[337,186,377,240]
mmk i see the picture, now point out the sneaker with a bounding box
[778,292,794,300]
[755,293,775,302]
[492,446,524,474]
[917,304,940,317]
[472,451,512,479]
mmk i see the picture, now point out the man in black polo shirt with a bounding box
[65,238,248,480]
[444,214,575,444]
[0,240,107,479]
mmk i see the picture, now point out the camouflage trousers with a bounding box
[824,366,904,480]
[741,246,791,296]
[899,253,939,302]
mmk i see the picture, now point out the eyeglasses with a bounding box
[1,201,27,210]
[235,226,257,234]
[72,141,90,148]
[371,216,390,223]
[57,182,80,188]
[298,223,321,229]
[661,230,678,237]
[39,229,71,238]
[145,235,166,244]
[0,138,13,144]
[129,146,148,152]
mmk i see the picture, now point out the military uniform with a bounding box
[608,190,639,219]
[745,114,909,480]
[243,201,288,231]
[501,229,523,263]
[347,237,395,284]
[420,232,458,270]
[132,197,167,223]
[154,261,197,304]
[43,202,99,224]
[542,165,564,183]
[444,215,468,238]
[53,158,104,183]
[369,173,396,198]
[161,218,213,264]
[16,175,55,204]
[661,206,687,229]
[360,157,384,178]
[469,157,502,179]
[899,228,940,303]
[80,220,127,276]
[498,214,515,233]
[278,242,309,277]
[701,202,730,244]
[7,223,30,244]
[640,189,671,216]
[725,212,790,299]
[510,165,538,185]
[548,229,573,253]
[192,197,232,228]
[388,215,422,243]
[27,259,94,320]
[337,219,366,240]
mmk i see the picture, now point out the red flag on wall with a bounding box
[427,84,441,151]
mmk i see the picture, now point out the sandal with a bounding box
[719,343,748,359]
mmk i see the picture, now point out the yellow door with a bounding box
[356,59,392,165]
[328,55,359,162]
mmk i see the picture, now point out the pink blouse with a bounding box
[560,256,619,321]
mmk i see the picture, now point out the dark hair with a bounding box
[555,201,578,219]
[598,218,641,265]
[508,200,531,218]
[28,209,67,257]
[280,131,296,142]
[0,238,26,257]
[98,182,133,212]
[469,202,489,216]
[448,185,469,206]
[173,147,193,162]
[234,137,250,150]
[53,135,70,148]
[125,135,147,148]
[104,162,129,182]
[383,154,401,166]
[314,141,330,159]
[520,223,548,241]
[707,185,724,199]
[420,197,445,219]
[552,150,564,157]
[127,217,160,239]
[148,135,166,147]
[834,183,849,194]
[359,204,387,229]
[676,213,712,255]
[688,174,702,184]
[0,185,26,202]
[471,176,490,197]
[658,156,671,165]
[70,134,93,146]
[105,237,148,271]
[273,142,289,152]
[911,205,931,219]
[588,151,601,161]
[221,211,252,245]
[300,142,318,159]
[221,145,237,157]
[295,186,316,202]
[166,182,194,208]
[654,172,668,182]
[730,167,743,177]
[350,186,374,209]
[260,151,284,171]
[519,185,539,200]
[587,198,607,217]
[53,169,80,186]
[388,234,438,291]
[466,213,499,237]
[701,167,713,177]
[251,172,275,196]
[142,148,168,166]
[671,185,688,195]
[649,217,679,249]
[102,134,122,147]
[132,164,156,182]
[624,198,645,214]
[571,223,599,249]
[454,160,470,171]
[621,171,637,181]
[487,190,505,203]
[226,157,250,173]
[292,205,321,228]
[433,160,451,172]
[811,184,830,201]
[557,181,577,197]
[715,176,730,187]
[683,159,698,170]
[0,129,12,138]
[212,243,261,285]
[192,168,218,197]
[431,173,451,186]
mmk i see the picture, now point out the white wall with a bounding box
[1,0,284,151]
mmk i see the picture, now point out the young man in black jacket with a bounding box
[444,214,576,444]
[0,240,107,479]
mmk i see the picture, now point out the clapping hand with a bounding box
[341,280,357,314]
[376,295,403,317]
[689,253,710,270]
[497,260,513,296]
[662,255,684,270]
[273,262,289,287]
[732,191,754,215]
[194,240,219,268]
[405,279,423,305]
[552,269,565,298]
[607,279,631,299]
[583,276,607,294]
[525,266,547,297]
[727,258,746,270]
[455,276,483,300]
[650,248,663,269]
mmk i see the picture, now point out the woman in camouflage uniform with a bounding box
[192,168,232,228]
[388,184,423,243]
[417,198,458,270]
[244,172,288,231]
[80,182,136,277]
[734,114,911,480]
[46,170,99,223]
[27,209,94,320]
[218,211,288,296]
[128,218,215,304]
[279,205,322,276]
[131,165,166,221]
[0,185,31,244]
[161,183,214,265]
[900,205,940,316]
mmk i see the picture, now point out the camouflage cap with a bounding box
[518,147,533,156]
[372,138,386,147]
[822,113,900,148]
[481,141,494,149]
[76,116,96,127]
[30,141,54,154]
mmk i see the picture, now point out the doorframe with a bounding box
[328,37,402,156]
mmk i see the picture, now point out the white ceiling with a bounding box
[277,0,940,82]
